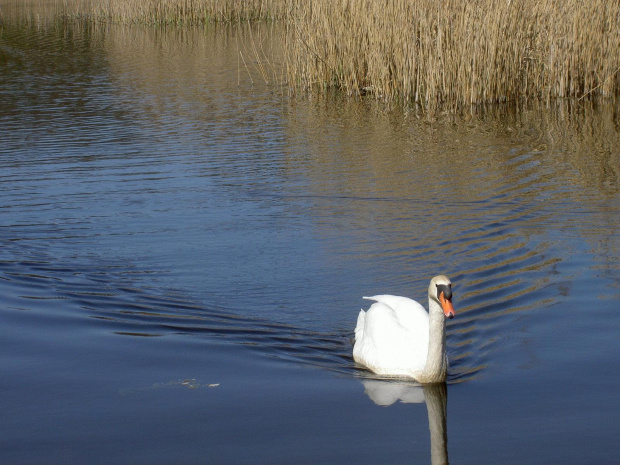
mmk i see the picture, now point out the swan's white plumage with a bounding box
[353,275,454,382]
[353,295,429,378]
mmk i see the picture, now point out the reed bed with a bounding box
[287,0,620,111]
[8,0,620,111]
[59,0,293,24]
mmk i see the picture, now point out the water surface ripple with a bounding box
[2,21,619,379]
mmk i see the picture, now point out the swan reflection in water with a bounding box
[362,380,449,465]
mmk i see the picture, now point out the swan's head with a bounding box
[428,275,455,319]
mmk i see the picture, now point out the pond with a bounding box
[1,10,619,465]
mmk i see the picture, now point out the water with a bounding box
[1,10,619,464]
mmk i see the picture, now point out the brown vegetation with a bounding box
[287,0,620,111]
[62,0,292,24]
[8,0,620,112]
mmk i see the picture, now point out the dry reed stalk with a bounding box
[287,0,620,111]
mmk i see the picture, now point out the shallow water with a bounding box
[1,10,619,465]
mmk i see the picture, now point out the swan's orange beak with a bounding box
[439,292,455,319]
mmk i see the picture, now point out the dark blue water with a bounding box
[1,12,619,465]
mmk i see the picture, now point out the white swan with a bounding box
[353,275,455,383]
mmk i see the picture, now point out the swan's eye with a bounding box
[436,284,452,301]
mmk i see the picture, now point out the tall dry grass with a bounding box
[8,0,620,111]
[58,0,292,24]
[286,0,620,111]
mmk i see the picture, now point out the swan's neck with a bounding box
[420,298,448,383]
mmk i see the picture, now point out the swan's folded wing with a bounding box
[363,295,428,327]
[356,301,428,375]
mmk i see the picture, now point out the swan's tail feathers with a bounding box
[354,309,366,343]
